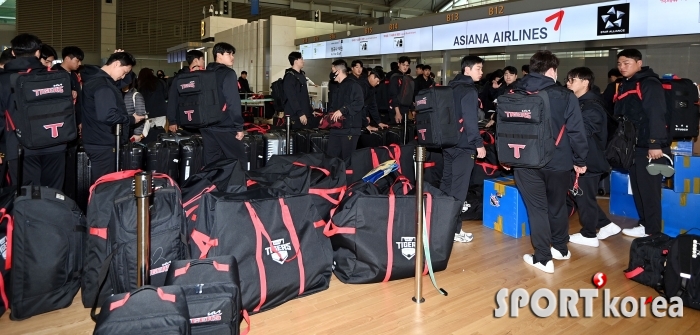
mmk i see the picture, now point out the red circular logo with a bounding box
[592,272,607,289]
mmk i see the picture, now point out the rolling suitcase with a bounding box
[357,129,386,149]
[384,126,403,146]
[293,129,312,154]
[159,132,193,145]
[147,140,180,181]
[179,136,204,185]
[242,135,258,171]
[263,130,293,163]
[64,142,91,212]
[250,133,265,169]
[308,129,329,153]
[121,142,147,170]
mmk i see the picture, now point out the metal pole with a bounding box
[285,115,292,155]
[413,145,427,304]
[16,145,23,196]
[114,124,122,171]
[403,111,409,145]
[134,171,152,287]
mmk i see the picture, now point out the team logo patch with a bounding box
[416,97,427,106]
[32,84,64,96]
[265,238,292,264]
[180,81,196,89]
[190,310,223,324]
[43,122,64,138]
[397,237,416,260]
[490,194,500,207]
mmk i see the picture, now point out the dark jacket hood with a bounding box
[514,72,556,92]
[449,73,475,87]
[206,62,231,71]
[286,67,305,76]
[4,57,45,72]
[80,65,113,83]
[626,66,659,81]
[579,90,604,103]
[175,67,191,75]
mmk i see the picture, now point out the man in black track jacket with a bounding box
[81,51,144,183]
[565,67,620,248]
[508,50,588,274]
[348,65,388,132]
[0,34,71,189]
[326,59,363,160]
[201,43,246,166]
[444,56,487,244]
[613,49,670,238]
[166,49,205,132]
[52,46,84,127]
[387,56,411,125]
[283,52,312,129]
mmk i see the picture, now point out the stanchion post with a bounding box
[114,124,122,171]
[403,112,409,145]
[285,115,292,154]
[134,171,152,287]
[413,145,426,303]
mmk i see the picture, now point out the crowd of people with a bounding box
[0,33,671,275]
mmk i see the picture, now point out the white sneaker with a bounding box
[622,225,648,238]
[569,233,600,247]
[461,201,471,213]
[454,230,474,243]
[597,222,622,240]
[523,254,554,273]
[551,247,571,260]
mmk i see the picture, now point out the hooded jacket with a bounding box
[52,63,82,125]
[283,67,312,128]
[80,65,132,147]
[613,67,668,149]
[449,74,483,152]
[348,74,381,126]
[511,72,588,171]
[0,57,68,159]
[206,62,244,131]
[328,75,364,135]
[578,90,610,173]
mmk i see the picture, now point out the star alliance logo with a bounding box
[597,4,629,36]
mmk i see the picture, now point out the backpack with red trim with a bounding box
[391,73,415,107]
[165,256,247,334]
[82,170,188,314]
[326,182,460,284]
[188,189,332,313]
[0,188,12,318]
[414,86,460,148]
[8,68,77,149]
[93,285,191,334]
[496,89,563,168]
[624,232,674,290]
[175,69,225,128]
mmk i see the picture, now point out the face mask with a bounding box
[331,71,339,81]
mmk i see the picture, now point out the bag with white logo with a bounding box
[93,285,191,334]
[8,69,77,149]
[414,86,460,148]
[189,189,332,314]
[662,233,700,310]
[165,256,248,335]
[82,170,187,315]
[10,186,85,320]
[175,70,224,128]
[326,182,460,284]
[496,89,565,168]
[0,188,15,318]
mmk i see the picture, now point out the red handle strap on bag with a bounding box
[382,192,397,282]
[89,170,177,204]
[2,208,13,271]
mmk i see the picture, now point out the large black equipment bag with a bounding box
[147,140,180,181]
[165,256,246,335]
[175,71,224,128]
[189,189,332,314]
[661,77,700,138]
[414,86,460,148]
[496,90,563,168]
[327,182,460,284]
[179,135,204,185]
[605,116,636,170]
[623,233,674,291]
[0,188,15,318]
[93,285,191,334]
[662,234,700,309]
[8,69,77,149]
[82,170,187,310]
[392,73,415,107]
[10,186,84,320]
[121,141,147,170]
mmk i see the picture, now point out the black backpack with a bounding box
[660,77,699,139]
[605,116,636,170]
[662,234,700,309]
[0,188,12,318]
[175,70,224,128]
[83,171,187,315]
[496,89,564,168]
[10,186,85,320]
[624,233,674,291]
[8,69,77,149]
[392,73,415,107]
[270,71,302,112]
[93,285,191,334]
[165,256,245,334]
[414,86,460,148]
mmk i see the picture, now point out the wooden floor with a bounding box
[2,199,699,334]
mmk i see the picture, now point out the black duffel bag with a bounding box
[326,182,460,284]
[624,232,674,290]
[189,189,333,314]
